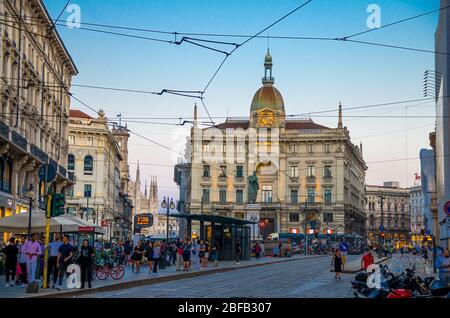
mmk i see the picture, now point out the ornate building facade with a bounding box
[0,0,77,240]
[187,52,367,239]
[366,182,411,246]
[66,110,130,240]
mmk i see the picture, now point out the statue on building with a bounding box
[248,171,259,203]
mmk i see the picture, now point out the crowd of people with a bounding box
[0,233,95,290]
[126,237,221,274]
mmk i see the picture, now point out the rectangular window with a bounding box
[202,143,210,153]
[307,166,315,177]
[290,165,298,178]
[289,213,300,222]
[291,145,298,153]
[236,165,244,178]
[324,189,332,204]
[308,144,314,153]
[307,189,315,203]
[67,187,74,197]
[323,213,333,223]
[262,185,273,203]
[203,165,210,177]
[84,184,92,198]
[219,165,227,178]
[68,135,75,145]
[236,190,243,203]
[324,165,332,178]
[87,137,93,147]
[291,190,299,204]
[324,144,331,153]
[202,189,210,203]
[219,189,227,204]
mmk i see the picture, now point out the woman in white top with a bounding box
[152,242,161,274]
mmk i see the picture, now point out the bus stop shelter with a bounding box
[169,213,256,261]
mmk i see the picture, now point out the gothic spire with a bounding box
[338,101,343,128]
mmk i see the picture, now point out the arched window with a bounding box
[68,154,75,171]
[84,155,93,174]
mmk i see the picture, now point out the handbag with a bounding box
[16,263,22,276]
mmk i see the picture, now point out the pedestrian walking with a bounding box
[421,246,429,265]
[361,248,374,270]
[182,240,191,271]
[152,242,161,273]
[436,248,450,283]
[77,239,94,289]
[124,240,132,266]
[176,240,183,271]
[331,249,343,280]
[56,234,73,289]
[131,240,144,274]
[400,245,404,257]
[259,242,265,258]
[192,240,200,270]
[146,241,154,274]
[199,240,205,268]
[255,242,261,259]
[23,233,42,284]
[235,238,241,265]
[211,240,219,267]
[47,234,62,288]
[2,237,18,287]
[204,240,210,267]
[17,236,28,287]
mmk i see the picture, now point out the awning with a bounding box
[0,210,105,234]
[168,213,256,226]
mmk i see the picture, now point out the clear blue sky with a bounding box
[44,0,440,197]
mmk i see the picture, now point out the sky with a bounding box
[44,0,441,199]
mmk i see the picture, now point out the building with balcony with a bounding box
[366,182,411,247]
[434,0,450,248]
[185,52,367,239]
[409,185,424,243]
[66,110,127,240]
[0,0,78,240]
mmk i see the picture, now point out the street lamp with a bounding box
[161,196,175,242]
[26,184,35,238]
[250,214,258,244]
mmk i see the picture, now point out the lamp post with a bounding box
[26,184,35,238]
[161,196,175,242]
[250,214,258,243]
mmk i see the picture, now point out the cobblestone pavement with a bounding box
[79,255,362,298]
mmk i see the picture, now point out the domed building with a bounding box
[186,52,367,243]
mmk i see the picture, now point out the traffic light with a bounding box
[51,193,66,217]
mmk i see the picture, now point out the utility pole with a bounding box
[304,199,308,254]
[379,195,384,258]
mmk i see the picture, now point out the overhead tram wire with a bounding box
[340,4,450,40]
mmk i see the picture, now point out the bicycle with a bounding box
[94,256,125,280]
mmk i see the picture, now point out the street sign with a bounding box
[134,213,153,233]
[78,226,95,233]
[425,229,431,235]
[39,164,56,183]
[379,225,384,231]
[445,201,450,216]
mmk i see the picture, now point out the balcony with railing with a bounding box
[30,144,48,163]
[0,120,9,139]
[11,131,27,151]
